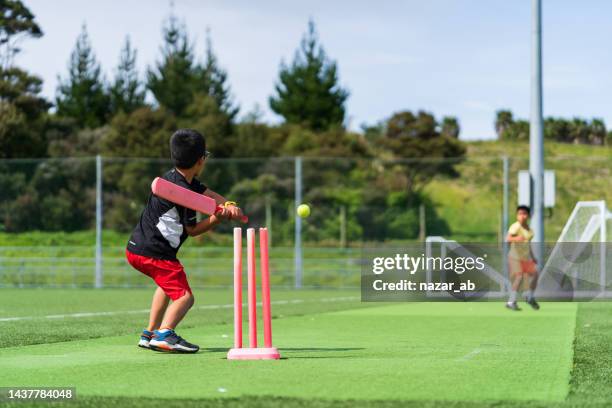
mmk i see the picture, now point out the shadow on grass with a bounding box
[191,346,366,359]
[203,347,364,353]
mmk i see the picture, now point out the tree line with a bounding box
[495,111,610,145]
[0,1,465,240]
[0,3,464,159]
[2,1,610,163]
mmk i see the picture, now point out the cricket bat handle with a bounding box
[215,206,249,223]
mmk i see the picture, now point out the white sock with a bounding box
[508,291,517,303]
[157,328,171,334]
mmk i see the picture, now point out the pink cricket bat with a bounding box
[151,177,248,223]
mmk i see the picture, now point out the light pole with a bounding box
[530,0,545,264]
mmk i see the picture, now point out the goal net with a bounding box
[424,236,508,299]
[539,201,612,298]
[426,201,611,300]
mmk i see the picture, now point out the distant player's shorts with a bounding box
[508,257,537,277]
[126,250,192,300]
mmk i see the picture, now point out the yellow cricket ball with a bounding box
[297,204,311,218]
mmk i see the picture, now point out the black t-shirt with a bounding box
[127,169,207,260]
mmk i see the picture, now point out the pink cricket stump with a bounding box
[247,228,257,348]
[260,228,273,348]
[227,227,280,360]
[232,227,242,349]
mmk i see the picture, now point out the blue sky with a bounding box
[15,0,612,140]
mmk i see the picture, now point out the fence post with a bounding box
[339,205,347,248]
[95,155,103,288]
[419,204,426,241]
[265,195,272,247]
[294,156,303,289]
[600,201,606,293]
[502,156,509,292]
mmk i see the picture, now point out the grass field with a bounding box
[1,288,611,407]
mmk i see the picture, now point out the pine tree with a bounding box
[495,110,514,139]
[0,0,42,69]
[193,30,239,121]
[269,20,349,131]
[0,1,48,158]
[109,36,145,114]
[0,68,49,158]
[146,13,196,116]
[441,116,460,139]
[55,24,110,128]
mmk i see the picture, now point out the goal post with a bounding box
[425,201,611,300]
[540,201,611,297]
[425,236,509,298]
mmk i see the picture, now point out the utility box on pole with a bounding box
[518,170,555,208]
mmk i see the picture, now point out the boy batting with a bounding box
[126,129,243,353]
[505,205,540,311]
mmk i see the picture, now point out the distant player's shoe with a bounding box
[149,329,199,353]
[526,297,540,310]
[505,302,521,311]
[138,329,154,349]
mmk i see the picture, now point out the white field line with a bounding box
[0,296,359,322]
[458,348,482,361]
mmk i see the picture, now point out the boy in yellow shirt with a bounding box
[506,205,540,311]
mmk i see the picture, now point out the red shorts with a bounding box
[509,257,537,277]
[126,250,192,300]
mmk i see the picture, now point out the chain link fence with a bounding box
[0,155,610,288]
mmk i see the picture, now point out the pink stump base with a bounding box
[227,347,281,360]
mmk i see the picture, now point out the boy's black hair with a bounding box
[517,205,530,214]
[170,129,206,169]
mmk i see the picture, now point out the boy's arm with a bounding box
[506,234,525,242]
[185,212,228,237]
[505,223,525,242]
[203,189,227,205]
[203,188,244,220]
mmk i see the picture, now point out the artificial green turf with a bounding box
[566,303,612,405]
[2,295,611,408]
[0,396,570,408]
[0,288,365,348]
[0,301,576,403]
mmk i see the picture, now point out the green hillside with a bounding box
[426,140,611,241]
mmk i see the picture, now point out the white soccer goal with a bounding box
[426,201,611,299]
[539,201,611,297]
[425,236,509,298]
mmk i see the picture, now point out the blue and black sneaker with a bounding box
[526,296,540,310]
[149,329,199,353]
[138,329,154,349]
